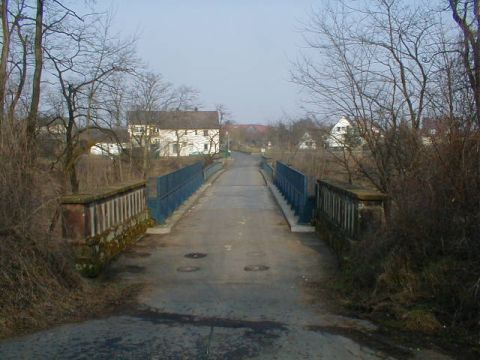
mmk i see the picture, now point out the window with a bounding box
[204,143,208,151]
[172,143,179,155]
[204,130,208,136]
[184,130,188,135]
[195,130,198,135]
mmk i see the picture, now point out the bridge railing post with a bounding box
[315,180,387,241]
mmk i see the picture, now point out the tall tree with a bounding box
[26,0,43,148]
[0,0,10,125]
[45,9,136,193]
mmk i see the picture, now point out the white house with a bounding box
[90,142,126,156]
[325,117,353,148]
[298,132,317,150]
[127,110,220,157]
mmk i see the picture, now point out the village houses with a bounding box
[325,116,353,148]
[127,110,220,157]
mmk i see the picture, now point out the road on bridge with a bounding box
[0,153,448,359]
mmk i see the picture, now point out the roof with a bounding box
[332,117,352,128]
[127,111,220,129]
[224,124,270,134]
[37,115,64,127]
[79,127,130,143]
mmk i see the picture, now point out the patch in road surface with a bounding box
[184,252,207,259]
[246,251,266,257]
[132,308,287,359]
[133,308,287,332]
[244,265,269,272]
[177,266,200,272]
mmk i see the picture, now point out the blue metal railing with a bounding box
[147,162,204,224]
[260,156,274,180]
[203,161,223,180]
[274,161,315,224]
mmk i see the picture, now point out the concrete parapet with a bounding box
[61,181,153,277]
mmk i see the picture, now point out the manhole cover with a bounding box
[177,266,200,272]
[244,265,270,272]
[184,252,207,259]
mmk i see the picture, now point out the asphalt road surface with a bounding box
[0,153,450,359]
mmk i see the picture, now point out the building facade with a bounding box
[128,110,220,157]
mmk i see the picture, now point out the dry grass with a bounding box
[0,234,142,340]
[75,153,203,192]
[0,125,145,339]
[266,148,367,185]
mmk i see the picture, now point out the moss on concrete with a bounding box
[74,211,154,277]
[62,181,146,204]
[318,180,387,201]
[315,215,352,264]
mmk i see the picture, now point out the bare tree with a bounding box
[448,0,480,126]
[215,103,232,125]
[128,71,175,175]
[44,9,136,193]
[0,0,11,125]
[170,86,201,157]
[292,0,440,193]
[26,0,43,148]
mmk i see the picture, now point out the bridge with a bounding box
[0,153,446,359]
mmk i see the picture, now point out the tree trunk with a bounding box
[0,0,10,126]
[7,26,27,123]
[65,88,79,193]
[142,137,150,178]
[26,0,44,149]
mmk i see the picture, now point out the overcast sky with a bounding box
[104,0,316,124]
